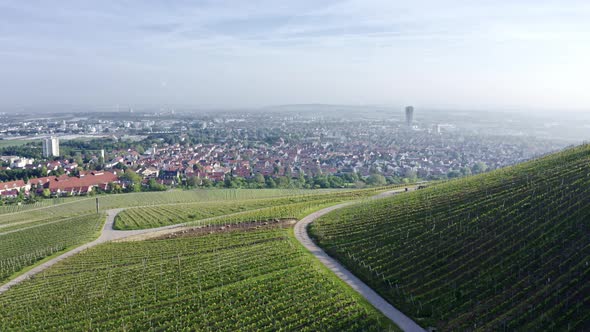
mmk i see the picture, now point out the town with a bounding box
[0,107,576,203]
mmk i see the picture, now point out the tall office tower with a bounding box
[405,106,414,127]
[42,136,60,157]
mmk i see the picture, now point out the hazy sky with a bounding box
[1,0,589,112]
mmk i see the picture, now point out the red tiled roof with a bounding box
[37,171,118,191]
[0,180,26,190]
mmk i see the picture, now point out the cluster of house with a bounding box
[0,171,119,199]
[113,143,334,186]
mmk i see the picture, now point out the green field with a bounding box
[0,227,397,331]
[0,188,337,216]
[0,189,334,282]
[0,139,38,148]
[0,187,395,285]
[115,187,392,230]
[0,214,104,282]
[310,144,590,330]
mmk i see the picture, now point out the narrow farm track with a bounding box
[0,186,424,332]
[295,188,426,332]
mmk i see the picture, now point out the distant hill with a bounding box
[311,144,590,330]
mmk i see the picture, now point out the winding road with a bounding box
[0,187,425,331]
[294,187,425,332]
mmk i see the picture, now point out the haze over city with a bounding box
[2,0,590,113]
[1,2,590,331]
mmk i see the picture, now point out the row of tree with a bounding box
[180,172,416,190]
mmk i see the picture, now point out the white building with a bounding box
[43,136,60,158]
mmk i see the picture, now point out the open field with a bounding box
[0,227,397,331]
[0,139,39,148]
[310,144,590,330]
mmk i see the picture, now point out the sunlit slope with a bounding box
[0,188,345,282]
[0,227,396,331]
[310,144,590,331]
[114,187,392,230]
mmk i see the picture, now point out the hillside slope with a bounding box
[311,144,590,330]
[0,226,395,331]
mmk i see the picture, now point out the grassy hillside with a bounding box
[0,227,397,331]
[310,144,590,331]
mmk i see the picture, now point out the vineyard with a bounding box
[0,214,104,282]
[115,187,389,230]
[0,227,397,331]
[0,196,88,215]
[0,186,395,287]
[0,188,336,216]
[310,144,590,330]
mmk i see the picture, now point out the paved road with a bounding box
[294,188,426,332]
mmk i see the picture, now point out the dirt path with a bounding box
[294,188,425,332]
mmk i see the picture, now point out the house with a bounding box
[159,170,180,180]
[0,189,19,199]
[35,171,119,196]
[0,180,30,195]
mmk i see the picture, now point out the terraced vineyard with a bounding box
[310,144,590,331]
[0,227,397,331]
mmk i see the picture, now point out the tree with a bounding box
[108,183,123,194]
[472,162,488,174]
[186,176,198,188]
[254,173,265,184]
[265,176,277,188]
[74,155,84,167]
[460,167,472,176]
[201,178,213,187]
[366,174,386,186]
[403,168,418,182]
[42,188,51,198]
[447,170,462,178]
[122,169,142,192]
[148,179,166,191]
[276,176,290,188]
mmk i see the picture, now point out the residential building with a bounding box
[43,136,60,157]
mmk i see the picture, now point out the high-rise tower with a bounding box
[405,106,414,127]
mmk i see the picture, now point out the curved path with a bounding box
[1,186,425,332]
[294,188,426,332]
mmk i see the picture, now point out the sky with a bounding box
[1,0,590,112]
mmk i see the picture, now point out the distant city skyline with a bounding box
[1,0,589,112]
